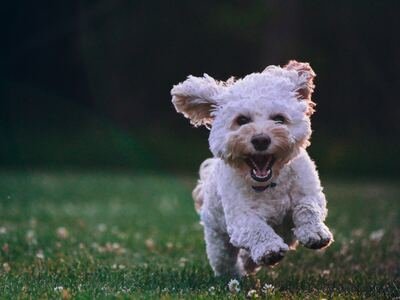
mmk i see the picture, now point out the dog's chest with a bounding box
[249,189,292,225]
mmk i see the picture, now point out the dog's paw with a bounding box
[255,241,289,266]
[294,223,333,250]
[261,250,286,266]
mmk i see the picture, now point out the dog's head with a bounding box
[171,61,316,191]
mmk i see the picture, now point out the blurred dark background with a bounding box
[1,0,399,177]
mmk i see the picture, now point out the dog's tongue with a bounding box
[251,155,271,176]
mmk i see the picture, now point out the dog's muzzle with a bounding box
[245,154,275,190]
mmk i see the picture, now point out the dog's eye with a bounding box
[271,114,286,124]
[236,115,251,126]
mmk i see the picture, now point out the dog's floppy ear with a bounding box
[171,74,223,127]
[284,60,316,115]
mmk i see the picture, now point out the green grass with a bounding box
[0,171,399,299]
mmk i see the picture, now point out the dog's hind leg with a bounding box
[196,158,242,276]
[203,225,242,277]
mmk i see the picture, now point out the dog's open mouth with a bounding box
[245,154,275,183]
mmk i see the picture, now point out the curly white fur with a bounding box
[171,61,333,277]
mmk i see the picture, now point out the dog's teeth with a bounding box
[252,169,271,179]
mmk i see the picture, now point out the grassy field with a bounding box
[0,171,398,299]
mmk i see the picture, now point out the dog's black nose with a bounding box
[251,135,271,151]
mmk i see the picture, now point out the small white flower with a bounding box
[97,224,107,232]
[321,269,330,277]
[54,286,64,292]
[26,230,37,245]
[3,262,11,273]
[208,286,216,295]
[369,229,385,242]
[228,279,240,293]
[178,257,188,267]
[36,250,45,259]
[145,239,155,251]
[119,287,130,293]
[56,227,69,239]
[247,289,258,298]
[261,283,275,294]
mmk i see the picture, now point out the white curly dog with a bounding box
[171,60,333,277]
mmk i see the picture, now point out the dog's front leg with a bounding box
[292,194,333,249]
[224,206,289,266]
[290,153,333,249]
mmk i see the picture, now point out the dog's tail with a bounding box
[192,158,217,213]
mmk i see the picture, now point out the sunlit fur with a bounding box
[171,61,333,277]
